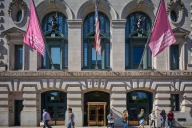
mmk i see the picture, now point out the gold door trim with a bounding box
[87,102,107,126]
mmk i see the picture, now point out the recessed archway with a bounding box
[83,91,110,126]
[41,90,67,126]
[126,90,153,126]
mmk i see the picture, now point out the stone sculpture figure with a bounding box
[135,15,146,34]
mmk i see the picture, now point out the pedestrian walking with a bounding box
[150,110,157,128]
[107,111,115,128]
[42,109,52,128]
[160,109,166,128]
[167,110,174,128]
[138,109,145,128]
[122,110,129,128]
[67,108,75,128]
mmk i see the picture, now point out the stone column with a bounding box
[21,87,38,126]
[111,20,126,71]
[0,86,10,126]
[67,20,82,71]
[111,86,127,127]
[155,49,169,70]
[66,86,83,126]
[155,86,171,127]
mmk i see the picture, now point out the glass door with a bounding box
[87,102,107,126]
[47,106,55,125]
[56,106,65,125]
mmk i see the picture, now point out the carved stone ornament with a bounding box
[8,0,27,24]
[167,0,185,25]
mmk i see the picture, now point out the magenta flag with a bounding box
[149,0,176,57]
[23,0,44,56]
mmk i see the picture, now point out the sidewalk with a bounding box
[1,126,192,128]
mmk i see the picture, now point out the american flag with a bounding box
[94,3,101,54]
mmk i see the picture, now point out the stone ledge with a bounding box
[0,71,192,78]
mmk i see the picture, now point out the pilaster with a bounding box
[111,20,126,71]
[21,87,38,126]
[111,86,126,127]
[0,86,10,126]
[155,87,171,127]
[66,86,83,126]
[67,20,82,71]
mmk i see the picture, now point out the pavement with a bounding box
[1,126,192,128]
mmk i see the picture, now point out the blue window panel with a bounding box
[130,16,135,33]
[100,16,105,33]
[133,47,143,64]
[84,43,88,67]
[15,45,23,70]
[170,45,179,70]
[92,47,102,65]
[106,43,110,67]
[65,44,68,67]
[89,16,94,33]
[43,46,47,68]
[147,48,152,67]
[125,19,129,38]
[105,19,110,37]
[128,91,147,103]
[125,43,129,67]
[51,47,60,64]
[58,16,63,34]
[17,10,22,22]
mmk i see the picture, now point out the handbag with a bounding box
[40,121,44,126]
[122,118,127,123]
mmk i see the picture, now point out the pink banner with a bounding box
[149,0,176,57]
[23,0,44,56]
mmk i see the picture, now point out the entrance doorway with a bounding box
[41,91,67,125]
[84,91,110,126]
[127,91,153,125]
[14,100,23,126]
[87,102,107,126]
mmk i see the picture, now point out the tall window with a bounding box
[42,12,68,70]
[125,12,152,69]
[170,45,179,70]
[15,45,23,70]
[83,12,110,69]
[170,94,179,111]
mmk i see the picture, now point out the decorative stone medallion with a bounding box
[8,0,27,25]
[167,0,185,25]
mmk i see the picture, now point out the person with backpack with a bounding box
[67,108,75,128]
[160,109,166,128]
[149,110,157,128]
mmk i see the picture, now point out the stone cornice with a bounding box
[0,71,192,78]
[111,20,127,28]
[67,20,82,28]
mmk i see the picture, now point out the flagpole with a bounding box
[32,0,55,69]
[95,0,98,69]
[138,0,162,69]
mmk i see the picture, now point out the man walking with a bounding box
[42,109,52,128]
[67,108,75,128]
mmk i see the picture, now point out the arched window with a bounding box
[41,12,68,70]
[125,12,152,69]
[83,12,110,69]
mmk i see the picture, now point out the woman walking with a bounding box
[122,110,128,128]
[150,110,157,128]
[160,109,166,128]
[138,109,145,128]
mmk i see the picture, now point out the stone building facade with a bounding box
[0,0,192,127]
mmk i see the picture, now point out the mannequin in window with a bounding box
[135,15,146,34]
